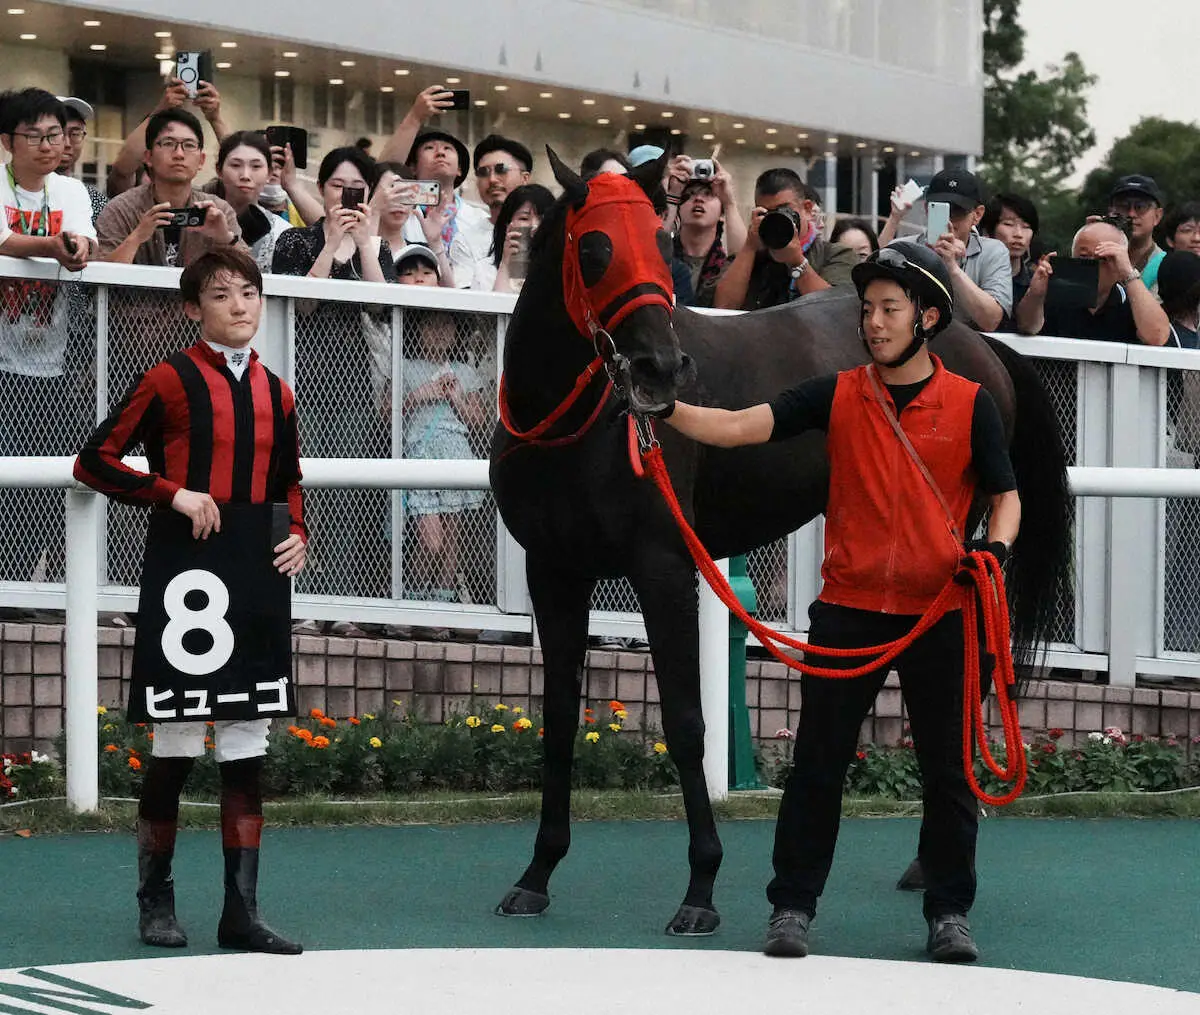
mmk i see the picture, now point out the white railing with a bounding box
[4,255,1200,680]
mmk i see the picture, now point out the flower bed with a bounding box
[6,711,1199,804]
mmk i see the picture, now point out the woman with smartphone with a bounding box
[372,161,455,287]
[272,147,396,619]
[210,132,291,272]
[489,183,554,293]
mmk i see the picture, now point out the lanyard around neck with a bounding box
[5,165,51,237]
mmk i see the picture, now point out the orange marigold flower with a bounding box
[513,717,533,731]
[311,735,330,749]
[610,700,625,712]
[128,756,142,770]
[537,727,544,738]
[104,744,118,753]
[320,717,337,728]
[205,721,215,728]
[297,729,314,741]
[348,717,361,726]
[287,726,300,736]
[204,739,214,749]
[584,708,594,715]
[310,708,325,719]
[147,732,155,741]
[584,716,596,724]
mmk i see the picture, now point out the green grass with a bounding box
[4,786,1200,835]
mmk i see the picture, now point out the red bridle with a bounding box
[498,173,675,447]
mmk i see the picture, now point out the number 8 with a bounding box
[161,569,235,676]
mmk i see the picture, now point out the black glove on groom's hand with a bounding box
[962,538,1009,567]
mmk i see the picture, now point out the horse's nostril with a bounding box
[676,354,696,385]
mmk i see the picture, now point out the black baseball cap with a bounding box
[1110,174,1163,206]
[925,168,985,212]
[406,129,470,188]
[473,134,533,174]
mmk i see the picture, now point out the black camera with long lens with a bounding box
[759,206,804,251]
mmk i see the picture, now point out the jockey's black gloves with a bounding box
[962,538,1009,567]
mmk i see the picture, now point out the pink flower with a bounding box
[774,728,795,740]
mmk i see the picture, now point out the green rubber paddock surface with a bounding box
[1,818,1197,992]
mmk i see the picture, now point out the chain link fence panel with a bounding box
[1162,367,1200,653]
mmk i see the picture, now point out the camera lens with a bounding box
[759,209,799,250]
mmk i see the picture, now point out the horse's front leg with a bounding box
[495,554,595,917]
[632,550,723,936]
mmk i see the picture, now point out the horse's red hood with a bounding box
[561,172,674,339]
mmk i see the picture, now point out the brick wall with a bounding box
[3,622,1200,757]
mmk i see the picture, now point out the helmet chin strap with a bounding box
[859,317,929,369]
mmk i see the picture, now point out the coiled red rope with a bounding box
[638,440,1027,806]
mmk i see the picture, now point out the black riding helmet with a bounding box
[852,241,955,338]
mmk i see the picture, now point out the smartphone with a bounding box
[926,201,950,245]
[264,125,308,170]
[160,207,208,229]
[1047,256,1100,310]
[898,178,924,206]
[447,89,470,111]
[175,51,214,98]
[341,185,366,210]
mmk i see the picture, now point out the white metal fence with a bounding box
[4,255,1200,687]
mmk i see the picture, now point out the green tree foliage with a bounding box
[1078,118,1200,214]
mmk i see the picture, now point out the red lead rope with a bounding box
[639,441,1027,806]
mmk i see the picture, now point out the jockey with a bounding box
[656,240,1021,963]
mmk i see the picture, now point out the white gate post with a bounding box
[699,559,729,802]
[65,488,100,813]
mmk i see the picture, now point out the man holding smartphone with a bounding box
[98,109,243,267]
[881,169,1011,332]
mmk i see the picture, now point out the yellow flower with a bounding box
[465,715,481,728]
[369,737,382,748]
[653,742,668,754]
[102,723,114,731]
[514,717,533,730]
[493,703,509,711]
[363,713,376,721]
[512,706,524,715]
[490,724,506,734]
[615,709,628,720]
[608,723,622,732]
[585,731,600,743]
[96,706,107,716]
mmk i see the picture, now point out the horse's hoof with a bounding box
[665,904,720,937]
[495,887,550,917]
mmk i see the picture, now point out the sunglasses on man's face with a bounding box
[1112,198,1155,215]
[476,163,516,179]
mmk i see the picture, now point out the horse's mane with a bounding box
[530,191,571,263]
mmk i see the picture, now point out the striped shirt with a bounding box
[73,343,306,540]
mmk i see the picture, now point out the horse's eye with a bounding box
[656,228,673,267]
[578,231,613,288]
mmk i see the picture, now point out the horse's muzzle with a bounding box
[624,352,695,415]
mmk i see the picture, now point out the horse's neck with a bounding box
[503,266,602,427]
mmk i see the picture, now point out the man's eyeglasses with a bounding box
[475,162,515,178]
[1112,198,1155,216]
[65,127,87,143]
[154,138,201,153]
[10,130,66,148]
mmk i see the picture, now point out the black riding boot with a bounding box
[217,848,303,955]
[136,819,188,948]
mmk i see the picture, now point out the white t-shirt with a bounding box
[0,171,98,377]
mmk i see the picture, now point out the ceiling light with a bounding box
[282,51,298,58]
[732,122,744,129]
[597,117,610,125]
[539,91,553,98]
[797,132,809,139]
[909,150,921,156]
[516,105,530,112]
[274,70,290,78]
[216,61,232,69]
[558,112,571,119]
[445,77,461,84]
[669,128,681,136]
[855,141,867,148]
[766,143,777,150]
[155,52,170,60]
[473,99,487,106]
[380,86,394,93]
[634,123,646,130]
[394,68,410,75]
[735,138,746,145]
[697,117,710,124]
[154,31,171,38]
[329,78,344,85]
[622,104,636,112]
[18,31,34,38]
[660,111,674,118]
[883,146,895,153]
[827,136,839,143]
[766,127,778,134]
[8,7,26,12]
[89,44,106,51]
[582,98,595,105]
[220,41,237,48]
[494,84,508,91]
[340,60,356,67]
[824,151,834,157]
[702,133,714,141]
[83,19,101,26]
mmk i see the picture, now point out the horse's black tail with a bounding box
[984,335,1074,678]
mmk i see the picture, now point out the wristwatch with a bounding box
[1119,270,1142,286]
[789,260,809,280]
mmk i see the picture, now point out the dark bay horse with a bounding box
[490,149,1072,936]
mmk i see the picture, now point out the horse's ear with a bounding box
[546,145,588,207]
[628,151,668,198]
